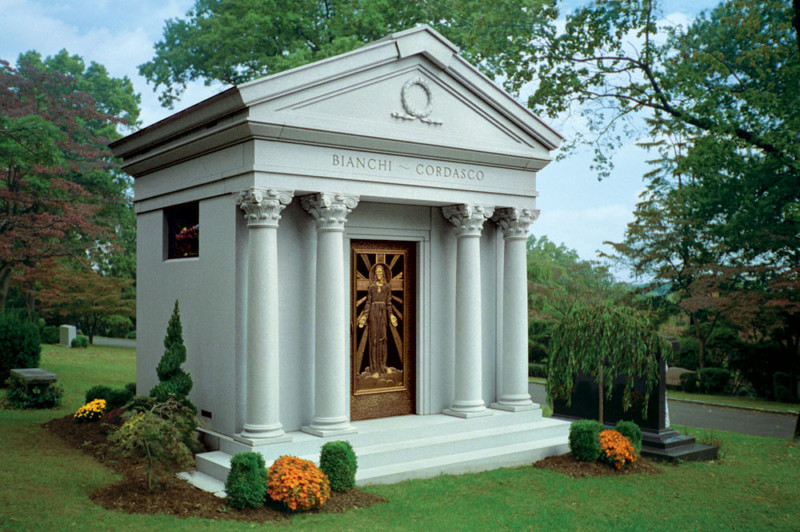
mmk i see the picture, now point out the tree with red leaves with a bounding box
[0,52,139,312]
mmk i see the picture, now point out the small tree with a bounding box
[547,305,671,424]
[149,300,193,404]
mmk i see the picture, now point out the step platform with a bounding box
[185,408,570,493]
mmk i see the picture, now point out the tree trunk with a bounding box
[794,412,800,439]
[598,364,604,425]
[0,268,11,314]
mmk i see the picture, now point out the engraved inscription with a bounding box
[332,154,392,172]
[415,163,485,181]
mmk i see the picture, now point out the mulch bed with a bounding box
[533,452,664,478]
[43,414,387,524]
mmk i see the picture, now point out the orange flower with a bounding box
[599,429,638,470]
[267,455,330,511]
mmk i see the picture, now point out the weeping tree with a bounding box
[547,305,672,424]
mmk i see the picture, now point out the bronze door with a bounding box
[350,240,415,421]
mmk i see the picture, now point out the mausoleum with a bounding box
[111,25,570,487]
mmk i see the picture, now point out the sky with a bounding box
[0,0,722,279]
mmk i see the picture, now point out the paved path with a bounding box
[529,382,798,439]
[92,336,136,349]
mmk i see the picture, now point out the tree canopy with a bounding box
[140,0,558,107]
[0,51,140,312]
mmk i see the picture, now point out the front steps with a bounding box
[184,408,570,494]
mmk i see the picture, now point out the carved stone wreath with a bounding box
[391,77,443,125]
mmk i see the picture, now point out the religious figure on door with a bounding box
[352,247,408,394]
[358,264,398,376]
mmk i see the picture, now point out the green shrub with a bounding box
[126,330,137,339]
[773,372,794,403]
[40,325,61,345]
[0,313,41,384]
[614,420,642,454]
[528,363,547,379]
[125,382,137,395]
[86,385,113,404]
[71,335,89,348]
[225,452,267,509]
[680,372,699,393]
[86,385,132,409]
[320,440,357,492]
[150,301,194,406]
[699,367,732,394]
[102,314,133,338]
[108,409,194,490]
[568,420,604,461]
[126,396,200,452]
[3,374,63,409]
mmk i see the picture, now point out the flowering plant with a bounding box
[74,398,107,423]
[267,455,330,511]
[599,429,637,470]
[175,225,198,257]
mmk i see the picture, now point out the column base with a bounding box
[234,429,292,447]
[491,401,541,413]
[301,424,358,438]
[443,407,494,419]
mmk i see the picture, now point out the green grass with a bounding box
[2,347,800,530]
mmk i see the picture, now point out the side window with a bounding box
[165,202,199,259]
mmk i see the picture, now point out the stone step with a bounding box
[353,418,566,469]
[195,413,570,489]
[176,470,227,497]
[356,436,570,485]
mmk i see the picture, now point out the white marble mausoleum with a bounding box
[111,25,570,488]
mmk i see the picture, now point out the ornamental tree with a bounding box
[150,300,194,405]
[547,304,671,424]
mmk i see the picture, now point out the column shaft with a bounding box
[234,188,293,445]
[442,204,494,418]
[302,192,359,437]
[493,208,539,412]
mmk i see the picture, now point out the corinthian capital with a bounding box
[442,204,494,237]
[301,192,359,231]
[493,208,539,240]
[235,188,294,227]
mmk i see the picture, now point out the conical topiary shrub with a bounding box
[150,300,193,405]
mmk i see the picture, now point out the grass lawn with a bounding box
[2,346,800,530]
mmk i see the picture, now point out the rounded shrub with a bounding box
[125,382,137,395]
[614,420,642,454]
[680,372,698,393]
[268,456,330,511]
[0,313,41,384]
[225,452,267,509]
[71,335,90,348]
[699,367,732,394]
[40,325,60,345]
[85,385,113,404]
[320,440,357,492]
[568,419,604,462]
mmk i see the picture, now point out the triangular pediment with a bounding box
[244,60,551,159]
[112,26,562,173]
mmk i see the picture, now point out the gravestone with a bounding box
[553,360,717,462]
[59,325,76,347]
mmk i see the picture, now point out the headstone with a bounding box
[59,325,76,347]
[10,368,58,384]
[552,359,717,462]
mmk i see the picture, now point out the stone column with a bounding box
[301,192,359,436]
[491,208,540,412]
[442,204,494,418]
[234,187,293,445]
